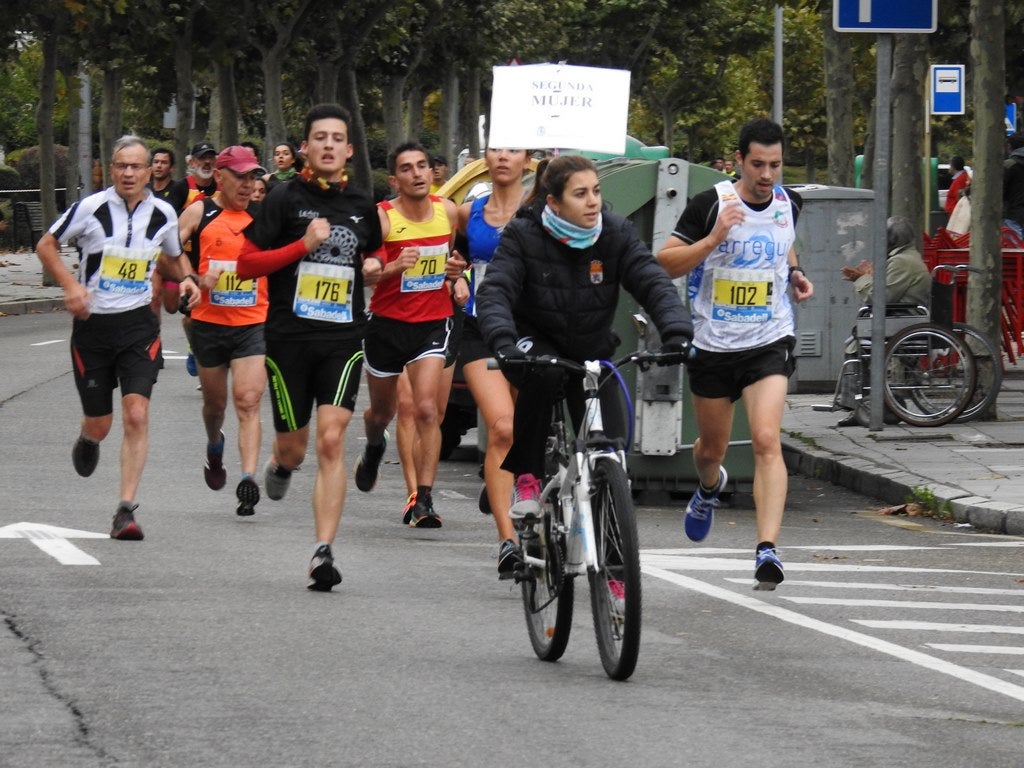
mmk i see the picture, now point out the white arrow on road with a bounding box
[0,522,107,565]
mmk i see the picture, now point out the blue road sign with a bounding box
[1008,103,1019,136]
[931,65,964,115]
[834,0,937,33]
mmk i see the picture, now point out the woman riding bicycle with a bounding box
[476,154,693,517]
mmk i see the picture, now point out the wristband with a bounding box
[183,273,200,286]
[788,265,805,281]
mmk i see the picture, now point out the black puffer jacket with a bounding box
[477,202,693,359]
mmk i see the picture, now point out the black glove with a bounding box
[659,334,692,363]
[495,344,526,374]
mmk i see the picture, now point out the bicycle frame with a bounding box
[520,360,628,577]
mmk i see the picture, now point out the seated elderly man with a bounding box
[841,215,930,306]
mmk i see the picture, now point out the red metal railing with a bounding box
[922,227,1023,364]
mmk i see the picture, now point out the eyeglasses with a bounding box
[112,163,147,172]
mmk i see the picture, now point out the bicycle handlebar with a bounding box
[485,344,692,373]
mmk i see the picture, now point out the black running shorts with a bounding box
[71,306,162,417]
[362,315,452,377]
[264,336,363,432]
[687,335,796,402]
[192,320,266,368]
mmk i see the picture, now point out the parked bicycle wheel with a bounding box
[588,458,642,681]
[520,483,574,662]
[952,322,1002,422]
[883,323,977,427]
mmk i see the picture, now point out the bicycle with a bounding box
[494,345,689,681]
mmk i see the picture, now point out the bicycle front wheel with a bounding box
[520,490,574,663]
[588,459,641,681]
[883,323,976,427]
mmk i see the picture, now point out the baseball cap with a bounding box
[215,145,266,175]
[190,142,217,158]
[431,155,449,167]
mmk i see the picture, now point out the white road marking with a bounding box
[642,563,1024,703]
[782,596,1024,613]
[853,620,1024,635]
[0,522,105,565]
[644,553,1020,577]
[30,339,65,346]
[927,644,1024,655]
[727,579,1024,596]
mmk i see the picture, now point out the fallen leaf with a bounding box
[879,503,909,516]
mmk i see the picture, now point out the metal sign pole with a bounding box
[869,34,893,431]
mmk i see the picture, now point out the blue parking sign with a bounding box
[834,0,937,33]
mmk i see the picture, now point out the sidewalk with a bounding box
[0,246,69,316]
[2,246,1022,536]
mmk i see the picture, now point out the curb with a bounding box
[781,439,1024,535]
[0,298,65,317]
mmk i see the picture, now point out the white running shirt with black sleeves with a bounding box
[674,180,800,353]
[48,186,182,315]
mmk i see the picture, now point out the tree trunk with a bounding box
[339,66,372,196]
[99,68,123,188]
[262,51,286,153]
[822,2,855,187]
[890,34,928,234]
[37,28,58,286]
[174,22,194,181]
[968,0,1005,419]
[316,59,340,106]
[382,77,407,148]
[861,94,876,189]
[406,85,424,145]
[61,62,81,205]
[465,69,482,160]
[215,57,239,147]
[440,69,458,163]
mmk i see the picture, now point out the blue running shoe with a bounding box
[754,546,785,591]
[684,466,728,542]
[186,351,198,377]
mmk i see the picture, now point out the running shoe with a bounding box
[72,436,99,477]
[110,503,144,541]
[186,351,198,377]
[235,476,260,516]
[406,495,442,528]
[754,546,785,590]
[509,473,542,518]
[307,544,342,591]
[478,484,492,515]
[354,433,387,492]
[497,538,521,580]
[263,458,292,501]
[204,431,226,491]
[400,491,417,523]
[684,466,728,542]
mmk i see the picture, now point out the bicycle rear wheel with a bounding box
[952,322,1002,422]
[883,323,976,427]
[588,459,641,681]
[520,488,574,662]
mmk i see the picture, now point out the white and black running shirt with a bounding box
[49,187,182,315]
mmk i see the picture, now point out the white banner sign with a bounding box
[488,64,631,155]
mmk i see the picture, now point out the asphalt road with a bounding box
[2,310,1023,768]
